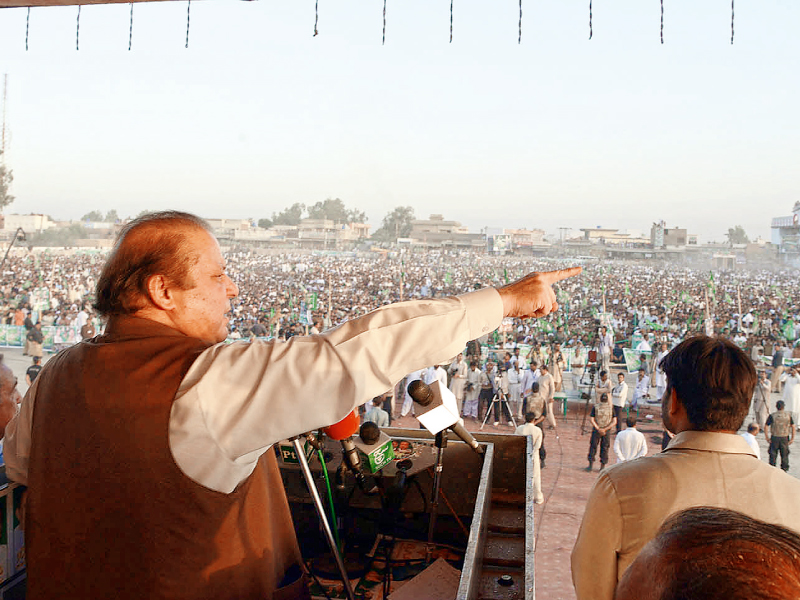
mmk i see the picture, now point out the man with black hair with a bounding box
[514,412,544,504]
[765,400,794,472]
[587,392,616,472]
[613,415,647,463]
[572,335,800,600]
[25,356,42,387]
[525,381,547,468]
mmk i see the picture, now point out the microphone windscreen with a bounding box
[324,409,359,440]
[407,379,433,406]
[359,421,381,445]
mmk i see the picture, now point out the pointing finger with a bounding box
[539,267,582,283]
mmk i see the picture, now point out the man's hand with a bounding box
[497,267,582,318]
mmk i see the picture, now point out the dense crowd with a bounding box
[1,247,799,358]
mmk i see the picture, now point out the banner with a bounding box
[623,349,653,374]
[0,324,87,350]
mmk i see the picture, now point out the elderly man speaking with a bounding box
[4,211,580,600]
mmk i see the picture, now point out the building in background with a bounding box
[771,202,800,266]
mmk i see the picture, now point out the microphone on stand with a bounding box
[407,380,484,455]
[324,410,367,490]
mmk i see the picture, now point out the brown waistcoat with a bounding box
[26,316,302,599]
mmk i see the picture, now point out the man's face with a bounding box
[618,373,625,383]
[0,365,20,438]
[168,230,239,344]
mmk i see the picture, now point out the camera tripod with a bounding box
[480,386,517,429]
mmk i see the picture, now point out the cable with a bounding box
[25,7,30,51]
[128,3,133,51]
[318,449,342,551]
[303,558,334,600]
[410,477,428,514]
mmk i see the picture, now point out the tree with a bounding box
[307,198,347,222]
[258,218,273,229]
[27,223,87,247]
[305,198,368,224]
[726,225,749,245]
[0,151,14,212]
[372,206,415,242]
[105,209,119,223]
[346,207,367,224]
[81,210,104,222]
[271,203,305,226]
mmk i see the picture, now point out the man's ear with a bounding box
[667,388,680,417]
[146,275,177,311]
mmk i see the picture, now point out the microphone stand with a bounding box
[426,430,447,564]
[290,435,356,600]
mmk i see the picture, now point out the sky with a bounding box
[0,0,798,242]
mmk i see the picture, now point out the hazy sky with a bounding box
[0,0,798,242]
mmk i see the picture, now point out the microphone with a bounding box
[353,421,395,473]
[407,380,484,455]
[324,410,367,488]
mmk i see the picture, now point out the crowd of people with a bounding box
[1,247,798,354]
[1,215,800,600]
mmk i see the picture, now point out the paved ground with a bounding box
[3,350,792,599]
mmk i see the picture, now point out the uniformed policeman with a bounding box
[587,392,616,472]
[766,400,795,472]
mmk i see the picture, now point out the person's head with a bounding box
[0,362,19,438]
[540,364,549,374]
[532,382,540,394]
[747,422,759,435]
[94,211,239,344]
[372,397,383,407]
[660,336,756,433]
[32,356,40,365]
[525,411,536,424]
[599,393,609,404]
[759,370,768,380]
[777,400,786,411]
[638,368,646,379]
[615,507,800,600]
[600,370,607,380]
[626,415,637,428]
[457,353,463,362]
[617,372,625,383]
